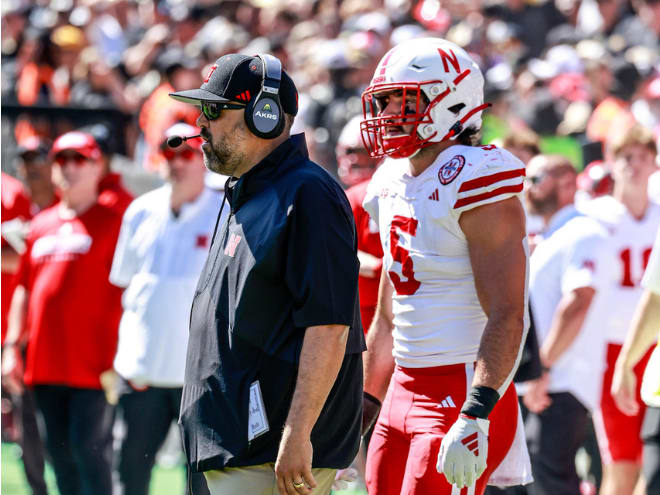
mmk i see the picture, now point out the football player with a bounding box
[580,124,660,495]
[360,38,531,494]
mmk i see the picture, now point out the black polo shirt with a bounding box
[180,133,365,472]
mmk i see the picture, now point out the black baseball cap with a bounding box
[169,53,299,116]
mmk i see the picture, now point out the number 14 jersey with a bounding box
[363,144,528,368]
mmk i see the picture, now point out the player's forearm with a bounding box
[540,287,595,367]
[5,285,29,346]
[363,312,395,401]
[617,290,660,371]
[283,324,348,438]
[473,308,525,394]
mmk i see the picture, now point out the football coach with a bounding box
[169,53,365,495]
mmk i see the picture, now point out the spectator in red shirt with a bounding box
[336,115,383,333]
[1,172,32,343]
[80,124,134,214]
[2,137,56,495]
[1,131,124,495]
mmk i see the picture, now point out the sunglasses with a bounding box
[526,172,548,185]
[54,152,88,167]
[200,100,245,121]
[161,147,197,160]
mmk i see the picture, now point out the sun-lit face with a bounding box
[373,89,428,137]
[196,107,249,177]
[160,144,206,186]
[611,143,658,188]
[51,151,103,201]
[525,158,557,216]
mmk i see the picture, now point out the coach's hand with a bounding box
[275,425,317,495]
[437,414,489,489]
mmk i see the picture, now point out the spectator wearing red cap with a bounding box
[1,131,125,495]
[109,123,221,495]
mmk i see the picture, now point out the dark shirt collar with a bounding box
[225,133,309,211]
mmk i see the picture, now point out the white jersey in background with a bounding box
[578,196,660,344]
[363,144,529,369]
[110,185,225,387]
[528,212,609,411]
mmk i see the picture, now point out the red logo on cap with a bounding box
[204,64,218,84]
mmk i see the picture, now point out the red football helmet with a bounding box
[336,115,381,186]
[361,37,489,159]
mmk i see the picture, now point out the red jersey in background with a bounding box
[1,173,32,343]
[345,179,383,333]
[16,203,123,389]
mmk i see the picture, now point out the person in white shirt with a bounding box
[612,225,660,495]
[109,123,226,495]
[522,154,608,495]
[579,124,660,495]
[361,37,531,495]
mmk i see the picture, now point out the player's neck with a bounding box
[614,183,649,220]
[409,141,454,177]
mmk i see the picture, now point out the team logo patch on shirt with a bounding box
[438,155,465,185]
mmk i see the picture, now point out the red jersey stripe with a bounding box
[458,168,525,193]
[453,183,523,209]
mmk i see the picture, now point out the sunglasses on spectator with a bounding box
[200,100,245,121]
[526,172,548,185]
[54,152,89,167]
[161,147,197,160]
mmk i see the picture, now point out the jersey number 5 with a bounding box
[389,215,421,295]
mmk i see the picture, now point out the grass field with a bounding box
[1,442,367,494]
[1,441,186,494]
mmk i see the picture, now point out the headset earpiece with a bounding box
[245,54,285,139]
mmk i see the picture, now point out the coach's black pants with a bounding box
[485,393,590,495]
[524,392,589,495]
[33,385,113,495]
[114,378,209,495]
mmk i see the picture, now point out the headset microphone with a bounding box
[167,134,201,148]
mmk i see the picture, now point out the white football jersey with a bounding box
[363,144,529,368]
[578,196,660,344]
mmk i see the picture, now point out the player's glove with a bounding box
[362,391,381,436]
[437,414,490,489]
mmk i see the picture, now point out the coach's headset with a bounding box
[245,54,285,140]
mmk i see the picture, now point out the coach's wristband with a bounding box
[460,386,500,419]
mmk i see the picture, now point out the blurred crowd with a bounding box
[1,0,658,179]
[1,0,660,494]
